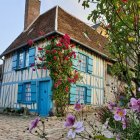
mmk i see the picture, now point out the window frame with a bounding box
[77,53,87,72]
[75,86,86,104]
[18,51,24,69]
[24,82,32,103]
[14,48,30,70]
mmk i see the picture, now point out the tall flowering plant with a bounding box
[36,34,81,116]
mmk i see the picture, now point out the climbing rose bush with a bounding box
[33,34,81,116]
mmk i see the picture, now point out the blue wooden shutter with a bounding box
[31,81,36,102]
[17,83,23,102]
[86,87,92,104]
[72,49,79,69]
[70,84,77,104]
[29,47,36,66]
[87,56,93,74]
[12,52,18,70]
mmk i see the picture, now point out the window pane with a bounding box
[25,51,29,67]
[18,52,24,68]
[25,83,31,102]
[76,86,85,103]
[78,53,87,72]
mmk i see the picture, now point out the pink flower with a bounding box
[63,34,70,44]
[108,102,116,111]
[46,50,50,54]
[38,57,43,61]
[56,43,62,47]
[64,114,75,127]
[52,49,57,54]
[54,83,58,88]
[130,98,140,112]
[29,118,40,132]
[74,101,82,111]
[65,56,69,61]
[38,47,43,51]
[53,56,57,60]
[28,39,34,46]
[114,108,126,121]
[67,122,84,139]
[121,0,128,3]
[70,44,75,48]
[65,86,69,93]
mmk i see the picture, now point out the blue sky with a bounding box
[0,0,95,64]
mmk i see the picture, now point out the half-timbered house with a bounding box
[0,0,115,116]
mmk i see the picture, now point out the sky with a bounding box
[0,0,95,64]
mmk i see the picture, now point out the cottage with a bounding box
[0,0,115,116]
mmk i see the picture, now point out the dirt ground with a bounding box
[0,114,66,140]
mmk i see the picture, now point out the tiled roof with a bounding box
[57,7,108,57]
[1,6,109,58]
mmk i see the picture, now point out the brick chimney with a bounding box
[24,0,41,30]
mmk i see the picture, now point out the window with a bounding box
[18,52,24,68]
[17,81,37,103]
[70,85,92,104]
[12,47,36,70]
[24,83,31,102]
[76,86,85,103]
[78,53,87,72]
[25,50,29,67]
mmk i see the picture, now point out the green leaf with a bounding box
[94,135,115,140]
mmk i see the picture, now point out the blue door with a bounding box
[39,81,51,116]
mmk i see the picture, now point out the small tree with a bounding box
[79,0,140,98]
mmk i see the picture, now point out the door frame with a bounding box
[37,78,53,116]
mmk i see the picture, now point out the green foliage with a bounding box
[79,0,140,97]
[94,135,115,140]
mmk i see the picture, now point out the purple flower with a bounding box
[29,117,40,132]
[114,108,126,121]
[67,122,84,139]
[122,118,127,130]
[130,98,140,112]
[74,101,82,111]
[108,101,116,111]
[64,114,75,127]
[116,134,121,140]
